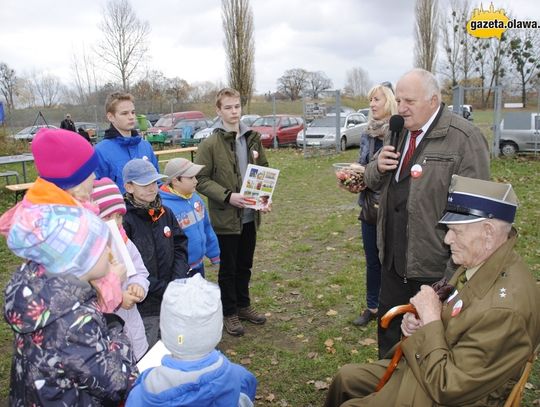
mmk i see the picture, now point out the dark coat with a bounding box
[123,200,190,317]
[60,118,76,132]
[3,261,137,406]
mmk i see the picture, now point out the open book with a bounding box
[239,164,280,210]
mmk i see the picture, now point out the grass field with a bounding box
[0,131,538,405]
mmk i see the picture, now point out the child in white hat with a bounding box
[126,274,257,406]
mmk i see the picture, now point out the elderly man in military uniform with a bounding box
[325,175,540,407]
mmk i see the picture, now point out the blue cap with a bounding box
[122,158,166,186]
[439,175,518,224]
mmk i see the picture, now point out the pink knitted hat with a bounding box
[32,128,98,189]
[92,177,127,219]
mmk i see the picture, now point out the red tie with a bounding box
[401,130,422,174]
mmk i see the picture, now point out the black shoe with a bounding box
[352,309,377,327]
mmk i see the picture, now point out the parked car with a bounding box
[297,113,368,150]
[499,111,540,156]
[241,114,260,127]
[326,105,356,115]
[148,111,205,135]
[250,115,304,148]
[194,117,220,140]
[166,118,214,145]
[9,125,58,141]
[357,108,370,117]
[144,113,162,126]
[448,104,473,121]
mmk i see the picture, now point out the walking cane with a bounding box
[374,304,417,392]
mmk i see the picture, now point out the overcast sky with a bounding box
[0,0,538,94]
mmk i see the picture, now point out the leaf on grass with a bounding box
[240,357,251,365]
[346,295,355,300]
[326,246,336,251]
[280,315,292,321]
[359,338,377,346]
[326,309,338,316]
[329,284,340,289]
[226,349,237,356]
[525,382,534,390]
[314,380,329,390]
[334,336,342,341]
[307,317,314,323]
[326,347,336,354]
[290,291,300,296]
[265,393,275,402]
[296,334,304,339]
[307,351,318,359]
[351,348,359,354]
[316,294,324,299]
[324,339,334,347]
[271,359,279,365]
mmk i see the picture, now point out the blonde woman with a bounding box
[353,83,397,326]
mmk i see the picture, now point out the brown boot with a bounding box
[224,314,245,336]
[238,306,267,325]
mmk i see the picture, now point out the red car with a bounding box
[250,115,304,148]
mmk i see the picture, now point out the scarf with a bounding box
[124,192,165,222]
[366,118,389,139]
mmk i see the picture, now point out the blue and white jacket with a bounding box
[159,186,220,269]
[94,126,159,193]
[126,350,257,407]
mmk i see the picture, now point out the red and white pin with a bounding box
[411,164,423,179]
[163,226,172,238]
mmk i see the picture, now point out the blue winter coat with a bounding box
[159,186,220,269]
[126,350,257,406]
[94,126,159,193]
[3,261,138,406]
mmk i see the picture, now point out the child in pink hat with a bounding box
[93,177,150,360]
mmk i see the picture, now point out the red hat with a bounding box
[32,128,98,189]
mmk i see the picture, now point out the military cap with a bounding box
[439,175,518,224]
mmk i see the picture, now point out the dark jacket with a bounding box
[3,261,137,406]
[364,106,490,280]
[60,118,76,132]
[94,126,159,193]
[194,124,269,234]
[123,200,190,317]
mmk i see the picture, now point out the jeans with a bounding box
[361,220,381,310]
[216,222,257,316]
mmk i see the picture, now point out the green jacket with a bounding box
[195,125,269,235]
[364,106,490,280]
[397,230,540,406]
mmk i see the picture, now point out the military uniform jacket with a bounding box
[378,230,540,406]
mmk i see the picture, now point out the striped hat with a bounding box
[92,177,127,219]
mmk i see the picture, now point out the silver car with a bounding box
[499,112,540,156]
[9,125,58,141]
[297,113,367,150]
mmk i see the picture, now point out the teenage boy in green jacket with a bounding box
[195,88,269,337]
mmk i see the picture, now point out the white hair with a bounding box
[403,68,441,102]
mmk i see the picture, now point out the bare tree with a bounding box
[305,71,333,99]
[97,0,150,91]
[508,30,540,107]
[0,62,17,111]
[30,71,63,108]
[276,68,309,101]
[440,0,469,86]
[414,0,439,72]
[71,44,101,104]
[222,0,255,108]
[344,67,372,97]
[188,81,222,103]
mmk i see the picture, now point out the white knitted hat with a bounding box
[160,274,223,360]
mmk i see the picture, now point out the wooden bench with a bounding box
[5,182,34,202]
[154,146,198,162]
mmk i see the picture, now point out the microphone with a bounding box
[389,115,404,150]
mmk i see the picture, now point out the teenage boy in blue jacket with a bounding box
[95,92,159,193]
